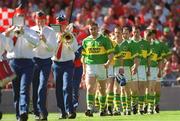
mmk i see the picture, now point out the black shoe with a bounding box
[123,111,126,115]
[113,110,121,116]
[0,111,2,120]
[155,105,160,113]
[68,112,76,119]
[107,106,113,116]
[150,110,154,114]
[127,110,131,115]
[85,110,93,117]
[139,110,144,115]
[39,114,47,121]
[144,105,148,114]
[59,113,68,119]
[99,110,107,116]
[132,105,138,115]
[19,113,28,121]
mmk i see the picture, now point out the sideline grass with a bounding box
[1,111,180,121]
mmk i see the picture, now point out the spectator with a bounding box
[172,36,180,56]
[163,27,174,48]
[163,52,180,86]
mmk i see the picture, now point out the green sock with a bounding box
[113,93,120,111]
[121,96,127,112]
[144,93,148,107]
[132,95,138,107]
[155,93,160,105]
[87,94,95,110]
[148,94,155,111]
[127,95,131,111]
[138,96,145,111]
[99,95,106,112]
[95,92,100,110]
[106,92,114,107]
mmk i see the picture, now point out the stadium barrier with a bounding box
[1,86,180,113]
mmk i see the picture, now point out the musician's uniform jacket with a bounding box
[0,33,13,60]
[7,26,39,59]
[30,25,57,117]
[52,33,79,62]
[51,32,79,114]
[31,25,57,58]
[6,26,39,120]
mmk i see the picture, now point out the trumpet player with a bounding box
[31,10,57,121]
[51,15,79,119]
[4,6,39,121]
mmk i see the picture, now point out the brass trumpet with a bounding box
[61,31,74,45]
[14,26,24,36]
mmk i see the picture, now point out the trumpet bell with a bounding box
[62,32,73,44]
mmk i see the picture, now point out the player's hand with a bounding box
[146,70,150,77]
[119,67,124,74]
[104,62,110,69]
[157,71,162,78]
[131,65,137,75]
[81,72,86,81]
[40,34,46,43]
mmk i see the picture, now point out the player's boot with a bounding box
[155,105,160,113]
[85,110,93,117]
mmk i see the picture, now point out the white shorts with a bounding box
[114,66,132,82]
[107,65,115,78]
[149,67,158,81]
[137,65,147,81]
[86,64,107,80]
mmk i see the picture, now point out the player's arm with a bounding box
[157,60,163,78]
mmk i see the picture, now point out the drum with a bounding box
[0,60,16,87]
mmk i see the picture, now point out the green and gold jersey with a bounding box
[137,39,151,65]
[82,34,113,64]
[149,40,163,67]
[114,40,138,67]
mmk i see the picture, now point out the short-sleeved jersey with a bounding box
[114,40,138,67]
[137,39,151,65]
[149,40,163,67]
[82,34,113,64]
[110,40,118,65]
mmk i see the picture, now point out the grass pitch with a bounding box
[1,111,180,121]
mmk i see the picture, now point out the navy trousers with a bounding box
[72,66,83,109]
[32,57,52,117]
[52,60,74,115]
[9,59,34,119]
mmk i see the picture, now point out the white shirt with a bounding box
[31,25,57,59]
[7,26,39,59]
[0,33,14,60]
[51,32,79,62]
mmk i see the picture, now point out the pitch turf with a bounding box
[1,111,180,121]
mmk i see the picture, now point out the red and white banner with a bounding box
[0,7,36,32]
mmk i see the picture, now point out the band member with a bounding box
[31,11,57,120]
[4,6,39,121]
[0,33,14,120]
[82,22,113,117]
[51,16,79,119]
[72,27,88,112]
